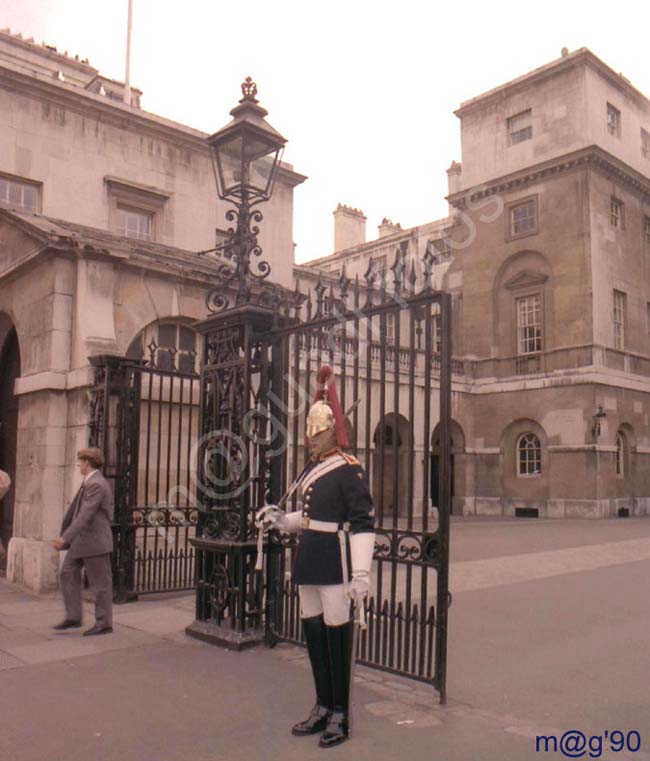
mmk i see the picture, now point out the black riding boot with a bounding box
[319,620,353,748]
[292,615,333,736]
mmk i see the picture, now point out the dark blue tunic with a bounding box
[292,451,375,586]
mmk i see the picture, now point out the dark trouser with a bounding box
[60,552,113,627]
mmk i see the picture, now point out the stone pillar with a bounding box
[7,253,120,593]
[7,387,67,592]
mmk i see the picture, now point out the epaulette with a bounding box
[340,451,360,466]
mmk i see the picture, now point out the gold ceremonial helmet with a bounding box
[306,400,335,440]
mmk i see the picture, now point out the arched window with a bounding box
[374,423,401,448]
[615,432,625,477]
[127,320,200,374]
[517,432,541,477]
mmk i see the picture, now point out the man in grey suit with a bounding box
[52,447,114,636]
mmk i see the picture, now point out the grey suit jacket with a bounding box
[61,472,114,559]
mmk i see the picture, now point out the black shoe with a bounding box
[319,710,349,748]
[83,624,113,636]
[291,704,331,736]
[52,620,82,631]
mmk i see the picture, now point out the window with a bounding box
[615,432,625,477]
[429,237,451,264]
[432,308,441,354]
[516,294,542,354]
[105,176,169,243]
[510,198,537,237]
[507,110,532,145]
[370,254,386,275]
[386,313,395,343]
[610,197,624,228]
[517,433,541,477]
[154,322,198,373]
[607,103,621,137]
[0,175,40,212]
[128,321,199,373]
[116,205,153,241]
[641,128,650,159]
[613,290,626,350]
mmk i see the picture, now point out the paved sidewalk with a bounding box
[2,517,650,761]
[0,579,534,761]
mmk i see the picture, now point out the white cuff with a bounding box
[350,532,375,574]
[283,511,304,533]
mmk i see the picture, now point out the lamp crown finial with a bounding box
[241,76,258,101]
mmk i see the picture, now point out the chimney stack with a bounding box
[333,204,366,251]
[377,218,402,239]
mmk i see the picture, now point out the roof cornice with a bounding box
[0,65,307,188]
[447,146,650,208]
[455,49,650,119]
[0,64,208,150]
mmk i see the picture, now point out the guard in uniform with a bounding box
[258,366,375,748]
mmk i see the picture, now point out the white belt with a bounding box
[301,518,350,533]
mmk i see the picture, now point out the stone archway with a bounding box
[372,413,412,518]
[431,419,466,516]
[0,319,20,570]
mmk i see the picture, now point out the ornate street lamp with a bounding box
[187,79,291,649]
[204,77,287,310]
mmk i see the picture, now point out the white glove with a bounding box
[255,505,288,533]
[347,570,370,602]
[347,532,375,602]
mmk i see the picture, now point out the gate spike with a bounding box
[364,257,377,289]
[409,259,417,293]
[338,263,350,307]
[422,241,435,291]
[390,246,405,296]
[293,279,302,320]
[314,275,326,318]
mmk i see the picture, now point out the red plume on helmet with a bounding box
[307,365,349,449]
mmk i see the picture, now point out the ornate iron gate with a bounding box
[89,344,201,599]
[259,257,452,699]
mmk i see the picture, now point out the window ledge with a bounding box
[104,175,171,201]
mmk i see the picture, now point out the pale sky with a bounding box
[2,0,649,262]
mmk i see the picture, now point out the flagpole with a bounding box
[124,0,133,105]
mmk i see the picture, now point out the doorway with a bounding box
[0,326,20,571]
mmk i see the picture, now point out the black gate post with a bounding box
[435,291,452,704]
[185,78,292,649]
[264,325,292,643]
[186,307,275,648]
[88,355,140,603]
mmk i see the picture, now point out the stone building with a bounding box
[2,34,650,595]
[0,29,305,591]
[300,48,650,520]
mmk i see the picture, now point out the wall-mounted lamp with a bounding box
[592,404,607,438]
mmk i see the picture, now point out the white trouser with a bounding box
[299,584,351,627]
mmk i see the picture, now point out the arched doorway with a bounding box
[0,323,20,571]
[372,413,411,518]
[431,420,465,516]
